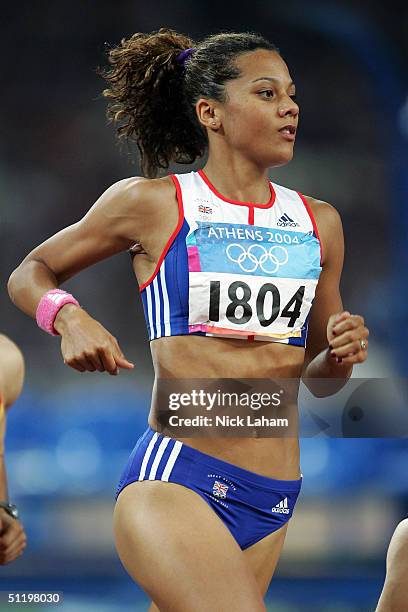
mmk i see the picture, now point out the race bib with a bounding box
[186,221,321,339]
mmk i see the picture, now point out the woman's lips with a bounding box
[278,128,296,141]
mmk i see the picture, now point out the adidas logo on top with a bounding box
[277,213,299,227]
[271,497,290,514]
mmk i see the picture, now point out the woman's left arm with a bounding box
[301,197,369,396]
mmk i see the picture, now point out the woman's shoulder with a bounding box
[302,193,342,227]
[272,181,342,224]
[116,174,176,203]
[301,194,344,265]
[109,175,178,227]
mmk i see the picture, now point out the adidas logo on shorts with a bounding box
[271,497,290,514]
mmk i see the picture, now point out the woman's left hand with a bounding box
[327,310,369,365]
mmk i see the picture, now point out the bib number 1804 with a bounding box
[209,280,305,328]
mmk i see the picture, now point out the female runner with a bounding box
[7,29,369,611]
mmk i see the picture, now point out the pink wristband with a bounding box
[36,289,81,336]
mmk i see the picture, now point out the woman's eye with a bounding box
[259,90,274,98]
[258,91,298,101]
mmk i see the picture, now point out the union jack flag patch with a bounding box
[213,480,229,499]
[198,204,212,214]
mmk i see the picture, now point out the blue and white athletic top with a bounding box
[136,169,322,346]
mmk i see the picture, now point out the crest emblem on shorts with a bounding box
[212,480,229,499]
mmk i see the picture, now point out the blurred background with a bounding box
[1,0,408,610]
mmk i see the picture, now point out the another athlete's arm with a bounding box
[0,334,25,499]
[301,198,369,396]
[0,335,25,415]
[0,334,26,564]
[7,177,161,374]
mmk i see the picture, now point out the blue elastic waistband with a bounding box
[147,425,302,491]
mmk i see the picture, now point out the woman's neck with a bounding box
[202,157,271,205]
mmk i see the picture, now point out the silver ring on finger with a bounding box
[360,339,367,350]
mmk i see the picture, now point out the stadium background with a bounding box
[1,0,407,610]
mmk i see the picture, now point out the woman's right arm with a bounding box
[7,176,159,375]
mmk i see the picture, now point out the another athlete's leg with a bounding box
[243,522,289,597]
[376,519,408,611]
[114,480,266,612]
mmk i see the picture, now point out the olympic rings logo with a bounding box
[226,243,289,274]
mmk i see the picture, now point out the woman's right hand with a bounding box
[54,304,134,375]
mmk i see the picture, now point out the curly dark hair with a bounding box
[98,28,279,178]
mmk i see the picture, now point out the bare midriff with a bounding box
[148,335,304,481]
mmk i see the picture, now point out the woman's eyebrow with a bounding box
[251,77,295,88]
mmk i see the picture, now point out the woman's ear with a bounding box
[195,99,220,131]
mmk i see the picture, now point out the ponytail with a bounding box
[99,28,279,178]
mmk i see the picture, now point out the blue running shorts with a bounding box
[115,425,302,550]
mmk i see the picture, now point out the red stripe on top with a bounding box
[297,192,323,266]
[247,203,255,342]
[198,169,276,209]
[138,174,185,292]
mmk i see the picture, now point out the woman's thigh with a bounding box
[147,521,290,610]
[243,522,289,597]
[114,480,266,612]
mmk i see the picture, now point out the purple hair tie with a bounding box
[176,47,196,65]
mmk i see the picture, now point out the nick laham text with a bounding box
[168,416,289,427]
